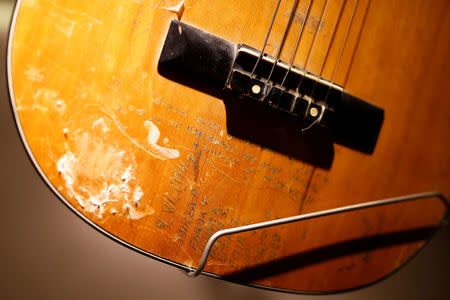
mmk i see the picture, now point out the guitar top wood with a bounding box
[8,0,450,293]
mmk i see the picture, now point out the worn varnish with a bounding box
[9,0,449,293]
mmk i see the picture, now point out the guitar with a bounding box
[8,0,449,293]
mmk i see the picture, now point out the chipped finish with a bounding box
[9,0,450,294]
[163,0,185,20]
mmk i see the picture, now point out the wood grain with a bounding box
[9,0,449,293]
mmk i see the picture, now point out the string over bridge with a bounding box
[158,19,384,153]
[227,44,342,130]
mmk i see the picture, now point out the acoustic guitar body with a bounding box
[8,0,449,293]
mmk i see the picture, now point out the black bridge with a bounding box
[158,19,384,154]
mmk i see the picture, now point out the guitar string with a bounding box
[302,0,359,131]
[321,0,360,108]
[264,0,301,85]
[308,0,348,102]
[329,0,359,87]
[342,0,371,87]
[251,0,283,77]
[293,0,330,108]
[300,0,365,215]
[269,0,313,108]
[260,0,362,214]
[251,0,362,120]
[297,0,334,213]
[280,0,314,88]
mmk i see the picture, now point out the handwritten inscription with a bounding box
[137,95,330,269]
[146,113,307,201]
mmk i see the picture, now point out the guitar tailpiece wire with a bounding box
[184,191,449,277]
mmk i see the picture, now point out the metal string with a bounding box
[302,0,359,131]
[295,0,331,96]
[265,0,301,85]
[251,0,283,77]
[312,0,348,92]
[342,0,371,87]
[250,0,364,131]
[280,0,314,87]
[330,0,359,85]
[323,0,360,106]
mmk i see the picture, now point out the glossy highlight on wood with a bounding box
[8,0,450,293]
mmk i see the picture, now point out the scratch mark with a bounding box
[204,160,302,205]
[100,108,178,160]
[45,3,103,38]
[193,149,201,181]
[173,145,196,152]
[205,160,242,184]
[49,3,103,25]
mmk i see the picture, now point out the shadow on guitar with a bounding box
[158,65,335,169]
[223,226,436,284]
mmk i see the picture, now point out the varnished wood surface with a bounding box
[9,0,449,293]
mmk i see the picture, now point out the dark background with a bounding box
[1,1,449,299]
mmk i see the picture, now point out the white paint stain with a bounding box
[25,67,44,82]
[121,166,132,182]
[133,186,143,206]
[55,22,75,37]
[29,88,65,113]
[56,102,66,112]
[17,89,63,113]
[57,152,78,197]
[56,133,154,220]
[99,108,178,161]
[92,118,109,134]
[47,10,76,37]
[123,203,153,220]
[28,104,49,112]
[144,120,179,159]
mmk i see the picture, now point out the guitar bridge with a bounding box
[227,45,345,130]
[158,19,384,153]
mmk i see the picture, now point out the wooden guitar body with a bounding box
[8,0,449,293]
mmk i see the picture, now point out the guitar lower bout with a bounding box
[8,0,450,294]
